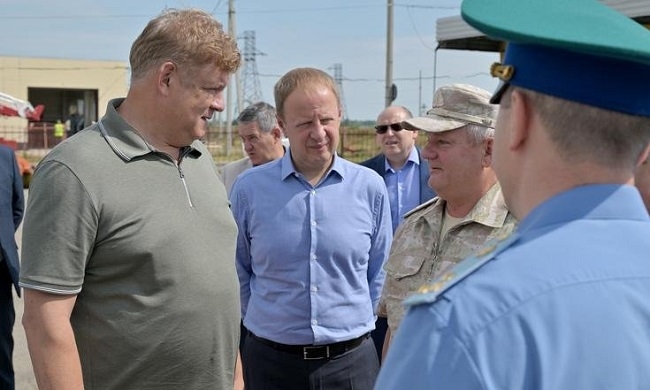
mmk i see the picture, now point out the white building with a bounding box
[0,55,128,147]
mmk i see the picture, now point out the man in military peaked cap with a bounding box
[375,0,650,388]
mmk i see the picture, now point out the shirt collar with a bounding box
[423,182,509,229]
[518,184,649,236]
[383,146,420,173]
[98,98,200,162]
[280,149,345,182]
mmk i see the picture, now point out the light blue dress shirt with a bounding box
[230,152,392,345]
[383,147,421,233]
[375,184,650,389]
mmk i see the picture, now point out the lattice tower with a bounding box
[241,30,265,108]
[330,63,349,122]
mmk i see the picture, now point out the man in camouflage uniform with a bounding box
[378,84,517,356]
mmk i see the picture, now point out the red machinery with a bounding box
[0,91,44,121]
[1,91,41,186]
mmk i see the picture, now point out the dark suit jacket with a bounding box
[0,146,24,296]
[360,146,436,204]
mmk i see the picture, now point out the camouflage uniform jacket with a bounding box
[378,182,517,333]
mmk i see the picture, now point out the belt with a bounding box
[248,331,369,360]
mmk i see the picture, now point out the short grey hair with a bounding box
[464,123,494,145]
[237,102,278,133]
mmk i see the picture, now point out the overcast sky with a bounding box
[0,0,499,120]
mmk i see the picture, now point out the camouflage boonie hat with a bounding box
[402,84,497,133]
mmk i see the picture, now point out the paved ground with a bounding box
[13,189,38,389]
[13,289,37,389]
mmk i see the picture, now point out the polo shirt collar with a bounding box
[98,98,200,162]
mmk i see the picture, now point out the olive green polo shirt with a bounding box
[20,99,240,389]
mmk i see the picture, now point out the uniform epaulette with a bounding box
[404,231,519,307]
[403,197,439,219]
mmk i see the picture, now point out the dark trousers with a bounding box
[243,332,379,390]
[371,316,388,363]
[0,264,15,390]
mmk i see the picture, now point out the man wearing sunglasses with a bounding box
[361,106,435,235]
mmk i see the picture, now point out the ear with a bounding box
[159,61,176,93]
[636,143,650,168]
[482,137,493,168]
[271,126,283,140]
[507,89,531,152]
[276,114,287,132]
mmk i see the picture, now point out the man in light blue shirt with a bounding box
[375,0,650,389]
[383,148,419,232]
[361,106,435,234]
[230,67,392,390]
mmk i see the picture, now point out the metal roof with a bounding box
[436,0,650,52]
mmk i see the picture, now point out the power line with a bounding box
[397,4,458,10]
[257,72,490,82]
[0,3,458,19]
[211,0,225,14]
[404,5,437,51]
[0,66,128,71]
[0,14,152,20]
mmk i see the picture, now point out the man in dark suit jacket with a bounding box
[360,106,435,362]
[361,106,435,233]
[0,145,24,389]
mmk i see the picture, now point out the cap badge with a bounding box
[490,62,515,81]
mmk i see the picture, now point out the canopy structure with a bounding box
[436,0,650,52]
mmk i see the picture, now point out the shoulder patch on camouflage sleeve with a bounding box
[404,231,519,307]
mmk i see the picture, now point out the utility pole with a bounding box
[226,0,236,156]
[384,0,394,107]
[418,70,423,115]
[433,48,438,103]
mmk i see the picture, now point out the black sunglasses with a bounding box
[374,123,404,134]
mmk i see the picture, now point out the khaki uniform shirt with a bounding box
[378,182,517,333]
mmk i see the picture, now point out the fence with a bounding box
[1,122,430,166]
